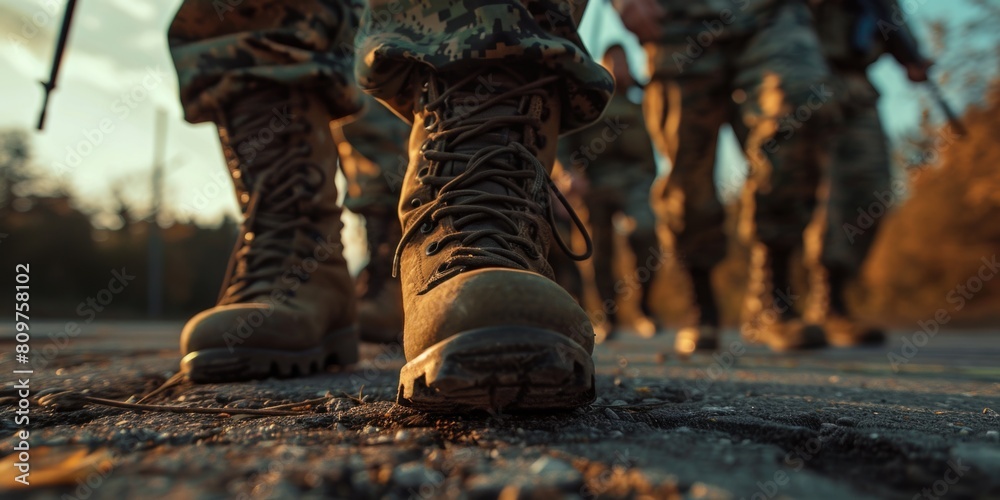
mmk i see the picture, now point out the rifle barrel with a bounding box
[37,0,79,131]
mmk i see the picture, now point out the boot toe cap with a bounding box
[181,303,319,355]
[402,269,594,360]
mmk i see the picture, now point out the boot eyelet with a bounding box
[410,198,422,208]
[420,221,434,234]
[425,241,440,255]
[417,167,430,178]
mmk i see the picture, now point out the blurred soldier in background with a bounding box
[615,0,837,353]
[332,95,409,343]
[548,160,588,305]
[169,0,614,412]
[558,44,660,340]
[807,0,932,346]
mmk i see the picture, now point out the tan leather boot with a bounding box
[741,244,826,351]
[820,268,886,347]
[394,67,596,412]
[180,85,358,382]
[674,267,721,355]
[356,212,404,343]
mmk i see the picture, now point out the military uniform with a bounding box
[558,91,658,330]
[807,0,922,344]
[168,0,610,132]
[811,0,915,282]
[640,0,836,350]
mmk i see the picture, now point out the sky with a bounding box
[0,0,988,231]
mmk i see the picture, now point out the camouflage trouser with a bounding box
[334,94,410,216]
[168,0,612,214]
[643,1,836,270]
[168,0,367,124]
[169,0,610,132]
[817,69,892,278]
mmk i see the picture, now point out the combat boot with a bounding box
[356,212,404,343]
[180,85,358,382]
[674,267,721,355]
[820,268,886,347]
[741,244,826,351]
[394,67,596,412]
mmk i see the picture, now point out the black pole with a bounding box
[37,0,79,131]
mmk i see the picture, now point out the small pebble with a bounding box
[604,408,619,420]
[529,456,575,475]
[985,430,999,441]
[611,400,628,406]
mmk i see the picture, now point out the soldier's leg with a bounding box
[583,187,620,334]
[643,76,728,354]
[169,0,366,382]
[733,1,836,351]
[357,0,614,411]
[335,95,410,343]
[819,71,892,346]
[622,171,661,325]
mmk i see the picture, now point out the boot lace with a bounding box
[392,69,592,280]
[217,94,327,304]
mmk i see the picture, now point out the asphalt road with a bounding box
[0,322,998,499]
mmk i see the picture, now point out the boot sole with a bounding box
[396,327,595,413]
[180,325,359,383]
[756,324,829,352]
